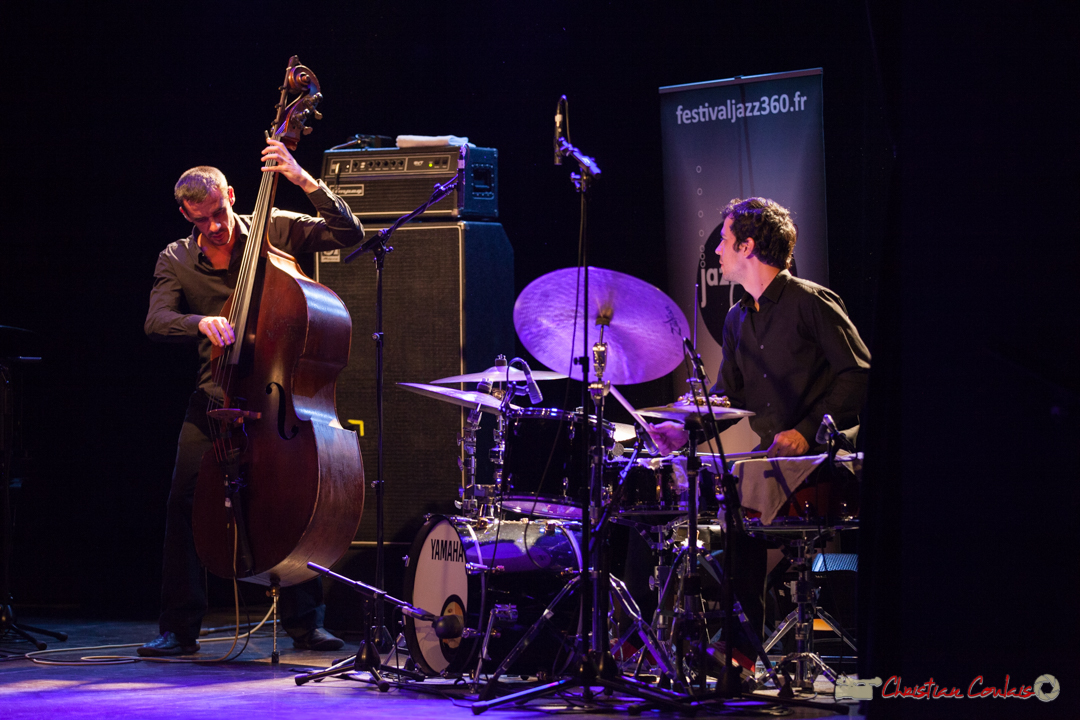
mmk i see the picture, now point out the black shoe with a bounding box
[292,627,344,651]
[138,632,200,657]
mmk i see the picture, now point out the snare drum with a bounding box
[403,515,582,677]
[744,463,860,528]
[613,454,720,517]
[501,409,614,518]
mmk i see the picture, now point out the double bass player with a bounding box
[141,137,364,656]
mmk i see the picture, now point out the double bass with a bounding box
[192,57,364,588]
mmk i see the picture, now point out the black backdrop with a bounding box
[2,2,1076,717]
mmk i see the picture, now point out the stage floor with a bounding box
[1,614,855,719]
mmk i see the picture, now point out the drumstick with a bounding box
[608,385,650,427]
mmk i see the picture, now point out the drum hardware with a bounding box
[663,337,760,701]
[746,424,860,695]
[475,120,691,710]
[643,539,776,685]
[606,574,681,682]
[456,378,491,518]
[747,528,855,695]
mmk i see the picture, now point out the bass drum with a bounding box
[403,515,583,677]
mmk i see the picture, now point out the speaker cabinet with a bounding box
[315,222,514,546]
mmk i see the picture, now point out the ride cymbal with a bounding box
[513,267,689,385]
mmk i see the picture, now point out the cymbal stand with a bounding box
[343,145,470,650]
[679,340,754,700]
[473,113,687,714]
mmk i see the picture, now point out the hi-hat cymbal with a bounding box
[514,267,690,385]
[397,382,520,416]
[637,400,754,423]
[431,366,568,384]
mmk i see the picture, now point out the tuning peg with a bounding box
[313,110,323,121]
[303,127,313,135]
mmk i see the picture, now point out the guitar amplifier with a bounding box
[321,145,498,221]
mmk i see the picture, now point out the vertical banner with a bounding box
[659,69,827,449]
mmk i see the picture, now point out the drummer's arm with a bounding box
[646,422,689,455]
[764,429,810,458]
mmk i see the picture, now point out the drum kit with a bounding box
[299,267,861,708]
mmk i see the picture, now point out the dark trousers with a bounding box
[158,391,324,643]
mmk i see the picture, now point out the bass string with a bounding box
[207,155,280,462]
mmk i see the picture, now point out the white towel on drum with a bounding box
[733,452,862,525]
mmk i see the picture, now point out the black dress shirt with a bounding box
[715,270,871,450]
[144,181,364,395]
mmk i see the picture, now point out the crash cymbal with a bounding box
[636,399,754,423]
[514,267,690,385]
[431,366,568,384]
[397,382,520,416]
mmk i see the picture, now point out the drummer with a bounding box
[645,197,870,666]
[647,197,870,457]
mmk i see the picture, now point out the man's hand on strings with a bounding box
[261,137,319,193]
[765,429,809,458]
[646,422,689,456]
[198,316,235,347]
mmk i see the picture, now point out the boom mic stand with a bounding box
[294,562,433,690]
[473,98,687,715]
[677,340,779,702]
[341,145,469,651]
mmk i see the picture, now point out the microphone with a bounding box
[554,95,565,165]
[815,413,855,451]
[814,414,837,445]
[522,363,543,404]
[432,613,464,640]
[683,337,707,379]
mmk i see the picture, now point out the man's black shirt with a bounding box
[716,270,871,449]
[144,181,364,396]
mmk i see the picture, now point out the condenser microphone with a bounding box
[815,414,838,445]
[522,363,543,405]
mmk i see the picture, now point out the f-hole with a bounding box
[266,382,299,440]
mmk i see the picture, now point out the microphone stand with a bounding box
[473,101,686,715]
[679,341,763,702]
[294,562,431,690]
[341,145,469,651]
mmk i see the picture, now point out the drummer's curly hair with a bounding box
[721,197,797,270]
[174,166,228,207]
